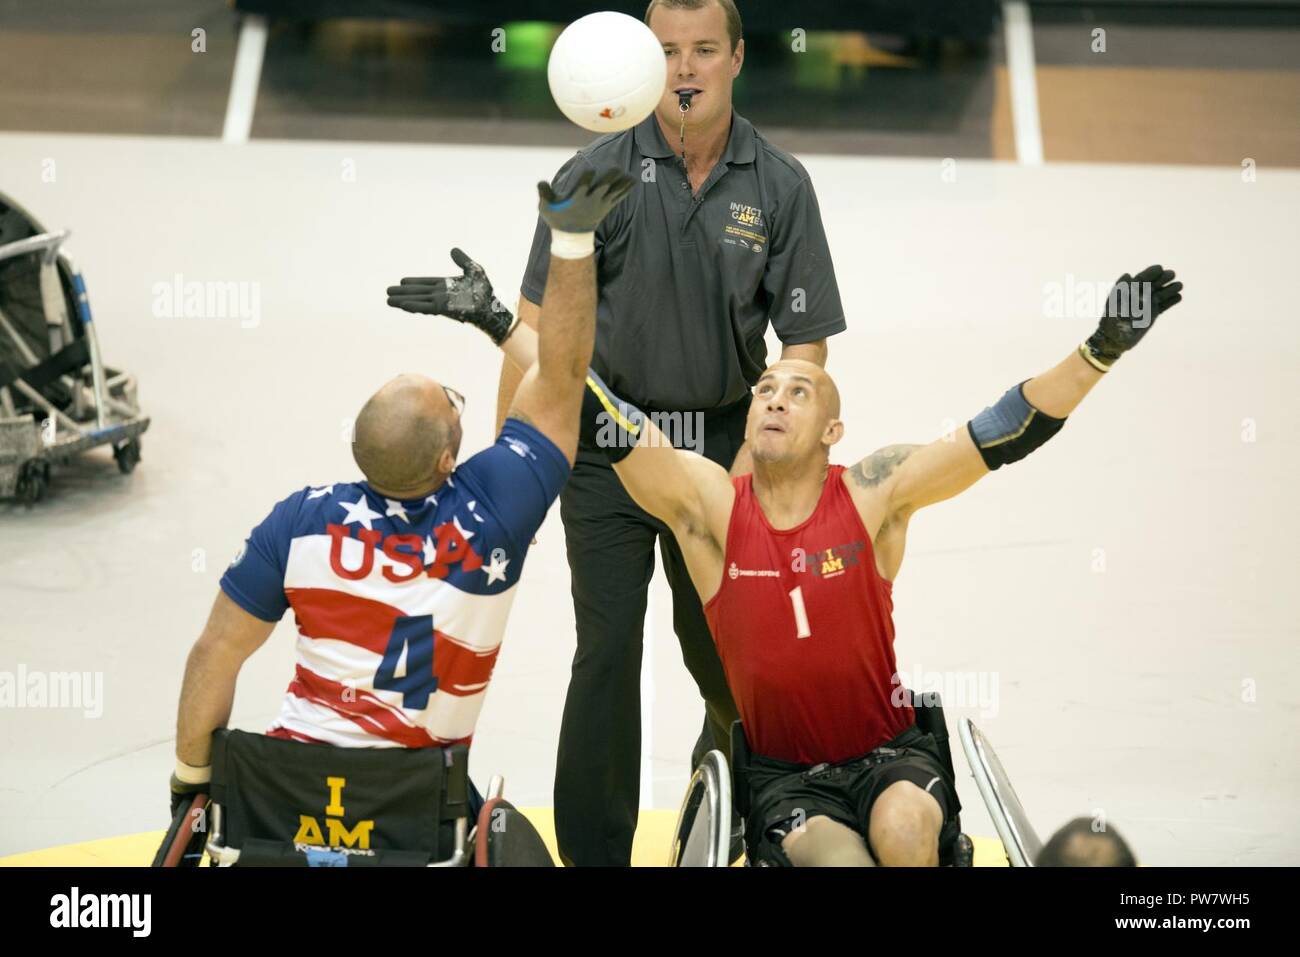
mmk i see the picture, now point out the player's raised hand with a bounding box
[538,167,636,234]
[385,248,518,346]
[1080,265,1184,371]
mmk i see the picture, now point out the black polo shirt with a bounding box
[521,110,845,411]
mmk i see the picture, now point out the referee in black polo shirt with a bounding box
[496,0,845,866]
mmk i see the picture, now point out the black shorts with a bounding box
[745,724,962,866]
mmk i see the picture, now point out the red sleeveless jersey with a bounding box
[703,465,913,765]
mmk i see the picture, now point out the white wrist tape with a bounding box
[174,759,212,785]
[550,230,595,259]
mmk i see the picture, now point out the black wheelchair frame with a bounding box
[155,729,552,867]
[722,686,977,868]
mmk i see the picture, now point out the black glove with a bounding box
[386,248,518,346]
[537,167,636,234]
[1081,265,1183,371]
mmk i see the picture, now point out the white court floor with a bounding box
[0,131,1296,864]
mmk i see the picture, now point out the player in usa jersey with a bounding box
[167,169,635,824]
[426,259,1183,866]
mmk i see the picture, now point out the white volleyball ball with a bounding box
[547,12,666,133]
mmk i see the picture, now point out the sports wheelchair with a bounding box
[154,729,553,867]
[0,192,149,503]
[670,690,975,867]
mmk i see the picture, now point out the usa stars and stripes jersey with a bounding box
[219,418,570,750]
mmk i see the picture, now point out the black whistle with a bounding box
[677,90,693,111]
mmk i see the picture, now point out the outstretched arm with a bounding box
[386,168,634,463]
[581,369,734,537]
[857,265,1184,522]
[504,254,596,462]
[494,310,540,374]
[426,301,730,539]
[494,295,541,432]
[849,350,1101,516]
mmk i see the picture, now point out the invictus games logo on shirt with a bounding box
[723,201,765,253]
[729,201,763,227]
[806,541,867,579]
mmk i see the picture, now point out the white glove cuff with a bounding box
[174,759,212,785]
[550,230,595,259]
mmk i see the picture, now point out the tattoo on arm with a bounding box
[507,407,535,428]
[846,444,920,489]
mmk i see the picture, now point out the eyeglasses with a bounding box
[443,385,466,418]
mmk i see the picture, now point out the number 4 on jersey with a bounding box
[374,614,438,708]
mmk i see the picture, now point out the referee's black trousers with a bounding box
[554,397,748,867]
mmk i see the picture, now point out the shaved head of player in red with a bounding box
[352,373,463,498]
[746,359,843,468]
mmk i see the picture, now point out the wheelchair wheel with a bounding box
[0,193,84,381]
[669,749,731,867]
[16,459,49,505]
[114,438,141,474]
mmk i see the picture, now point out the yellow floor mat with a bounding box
[0,809,1008,867]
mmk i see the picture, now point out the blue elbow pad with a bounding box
[967,381,1066,471]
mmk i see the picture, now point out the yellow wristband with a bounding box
[1078,342,1112,373]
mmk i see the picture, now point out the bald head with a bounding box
[747,359,843,467]
[805,361,840,419]
[1036,818,1137,867]
[351,374,461,498]
[764,359,839,414]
